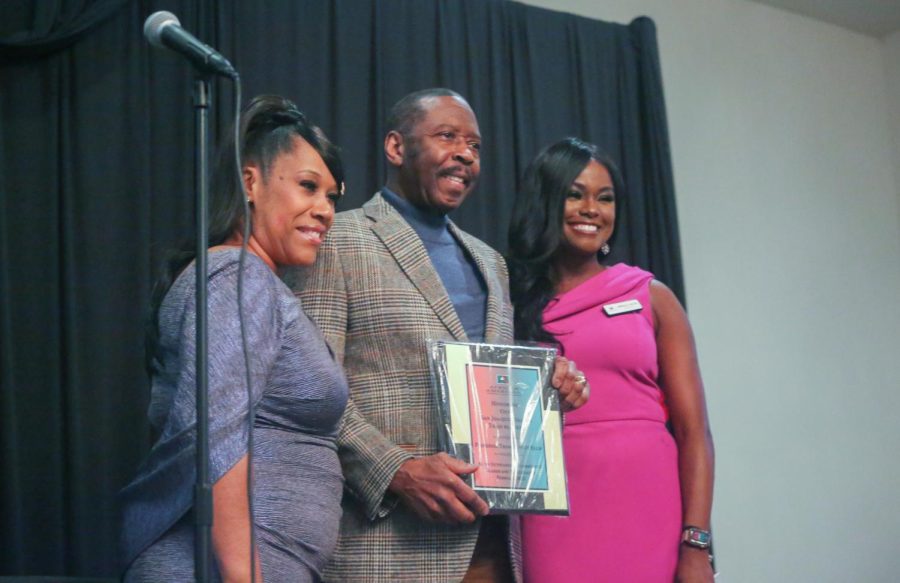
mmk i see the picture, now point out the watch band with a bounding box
[681,525,712,550]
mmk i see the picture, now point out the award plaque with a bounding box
[428,340,569,515]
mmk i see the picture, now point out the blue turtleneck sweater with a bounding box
[381,188,487,342]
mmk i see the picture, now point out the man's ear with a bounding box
[384,130,405,168]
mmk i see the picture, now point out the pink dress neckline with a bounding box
[545,263,644,326]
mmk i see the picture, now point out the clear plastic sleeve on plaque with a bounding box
[428,340,570,515]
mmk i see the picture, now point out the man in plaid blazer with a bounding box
[288,89,588,582]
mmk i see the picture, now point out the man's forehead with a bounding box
[416,96,479,131]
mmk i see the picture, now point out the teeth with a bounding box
[572,224,598,233]
[445,175,464,184]
[299,229,322,241]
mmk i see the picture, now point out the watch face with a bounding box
[689,530,709,544]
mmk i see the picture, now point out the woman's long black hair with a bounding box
[145,95,344,373]
[507,137,624,345]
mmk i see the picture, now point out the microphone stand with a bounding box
[193,75,213,583]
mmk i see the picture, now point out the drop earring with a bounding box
[601,243,610,255]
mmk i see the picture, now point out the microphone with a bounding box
[143,11,237,79]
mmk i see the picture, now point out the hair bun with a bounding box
[269,106,307,126]
[242,95,308,134]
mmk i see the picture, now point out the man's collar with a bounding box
[380,187,448,229]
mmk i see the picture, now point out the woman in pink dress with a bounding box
[508,138,715,583]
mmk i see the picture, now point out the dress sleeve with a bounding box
[169,257,283,482]
[119,256,283,567]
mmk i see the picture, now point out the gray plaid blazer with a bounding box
[286,192,521,582]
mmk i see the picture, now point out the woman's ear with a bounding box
[243,165,261,203]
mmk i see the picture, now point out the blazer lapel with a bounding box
[448,221,504,344]
[365,193,468,341]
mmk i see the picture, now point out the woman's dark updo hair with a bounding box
[507,137,624,346]
[146,95,344,372]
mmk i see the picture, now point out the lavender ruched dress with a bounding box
[119,249,348,582]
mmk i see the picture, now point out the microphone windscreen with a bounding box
[143,11,180,47]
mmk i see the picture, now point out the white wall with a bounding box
[519,1,900,581]
[886,30,900,211]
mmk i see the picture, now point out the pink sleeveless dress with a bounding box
[521,264,681,582]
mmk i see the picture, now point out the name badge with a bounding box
[602,299,642,316]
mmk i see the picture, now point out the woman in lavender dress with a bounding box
[119,96,348,582]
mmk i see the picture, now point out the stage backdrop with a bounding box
[0,0,681,576]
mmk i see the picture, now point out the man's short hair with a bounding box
[385,88,466,137]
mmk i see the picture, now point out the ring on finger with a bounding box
[574,374,587,385]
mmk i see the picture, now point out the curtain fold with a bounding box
[631,17,685,302]
[0,0,682,576]
[0,0,130,60]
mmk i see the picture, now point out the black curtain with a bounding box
[0,0,682,577]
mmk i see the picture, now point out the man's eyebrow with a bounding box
[428,123,481,141]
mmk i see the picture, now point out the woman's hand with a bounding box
[675,546,715,583]
[550,356,590,411]
[212,455,264,583]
